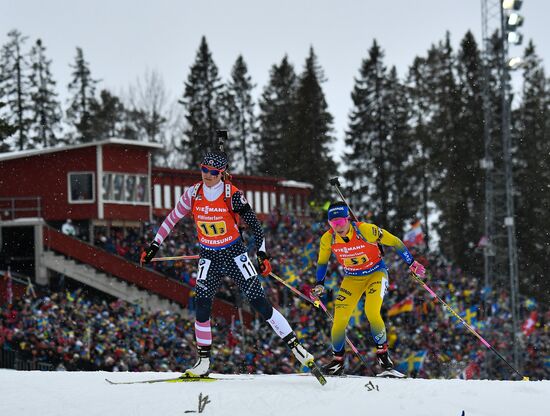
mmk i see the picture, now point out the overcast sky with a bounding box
[2,0,548,158]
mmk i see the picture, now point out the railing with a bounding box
[42,225,251,324]
[0,346,54,371]
[0,196,42,220]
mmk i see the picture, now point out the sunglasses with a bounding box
[200,165,224,176]
[329,218,349,228]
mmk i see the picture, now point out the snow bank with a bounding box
[1,370,547,416]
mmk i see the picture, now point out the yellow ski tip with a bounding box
[522,376,530,381]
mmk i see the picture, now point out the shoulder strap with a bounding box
[224,183,231,201]
[190,182,202,213]
[191,182,202,199]
[351,221,368,244]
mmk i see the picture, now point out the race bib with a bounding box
[233,253,257,280]
[197,258,211,281]
[197,220,227,236]
[343,255,369,267]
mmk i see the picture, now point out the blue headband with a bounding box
[327,205,349,220]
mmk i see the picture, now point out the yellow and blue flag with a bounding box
[300,242,316,270]
[395,350,428,374]
[281,264,300,287]
[450,306,478,328]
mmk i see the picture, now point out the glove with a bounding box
[141,241,160,264]
[310,284,325,298]
[409,260,426,278]
[257,251,272,277]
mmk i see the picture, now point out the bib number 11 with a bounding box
[234,253,257,280]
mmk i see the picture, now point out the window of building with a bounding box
[246,190,254,208]
[163,184,171,209]
[125,176,136,201]
[68,172,95,203]
[112,174,124,201]
[154,184,162,208]
[102,174,113,201]
[102,173,150,204]
[136,176,149,203]
[254,191,262,213]
[262,191,269,214]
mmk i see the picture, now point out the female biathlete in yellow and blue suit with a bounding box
[311,202,426,377]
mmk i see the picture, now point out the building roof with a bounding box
[278,179,314,189]
[0,138,164,162]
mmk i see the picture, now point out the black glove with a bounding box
[141,241,160,264]
[257,251,272,277]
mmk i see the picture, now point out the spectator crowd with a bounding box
[1,210,548,380]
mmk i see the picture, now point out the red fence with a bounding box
[42,226,250,324]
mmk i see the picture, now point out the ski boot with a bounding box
[322,349,345,376]
[284,333,326,385]
[375,343,405,378]
[182,345,211,378]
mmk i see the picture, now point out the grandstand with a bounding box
[0,139,548,380]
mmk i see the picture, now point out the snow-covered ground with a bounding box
[1,370,548,416]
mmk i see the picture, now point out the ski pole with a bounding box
[151,255,200,262]
[329,177,359,221]
[268,272,370,370]
[409,271,529,381]
[329,177,384,256]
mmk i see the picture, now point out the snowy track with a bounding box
[1,370,548,416]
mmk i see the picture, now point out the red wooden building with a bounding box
[0,139,313,317]
[0,138,313,226]
[0,139,161,227]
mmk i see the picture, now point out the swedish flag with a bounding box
[462,307,478,326]
[395,350,427,374]
[281,264,300,287]
[300,242,316,270]
[543,357,550,368]
[450,306,478,328]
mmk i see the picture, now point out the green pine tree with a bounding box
[67,47,99,143]
[513,41,550,298]
[287,47,336,199]
[220,55,257,174]
[0,29,32,150]
[453,31,485,273]
[384,66,416,231]
[0,101,16,151]
[179,36,223,167]
[88,89,128,140]
[257,55,297,177]
[28,38,62,148]
[345,40,415,230]
[406,54,439,248]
